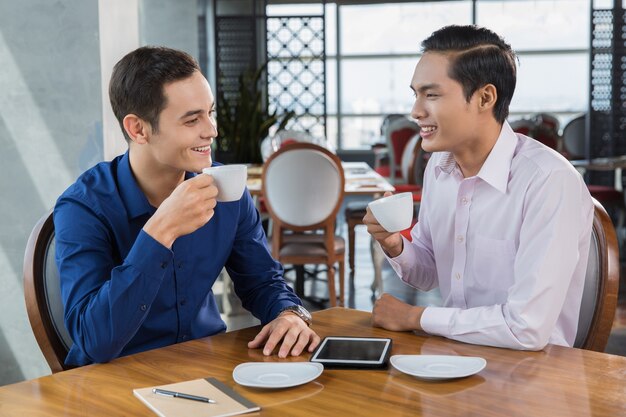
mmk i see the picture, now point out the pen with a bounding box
[152,388,217,404]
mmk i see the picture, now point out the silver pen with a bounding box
[152,388,217,404]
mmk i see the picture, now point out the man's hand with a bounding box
[372,293,424,332]
[363,192,404,257]
[144,174,218,248]
[248,313,321,358]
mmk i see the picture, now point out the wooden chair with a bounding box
[574,198,620,351]
[23,210,75,373]
[262,142,346,307]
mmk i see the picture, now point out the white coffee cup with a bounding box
[367,192,413,232]
[202,165,247,202]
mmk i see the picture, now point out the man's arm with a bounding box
[225,190,320,357]
[364,159,439,291]
[56,174,219,364]
[55,199,173,364]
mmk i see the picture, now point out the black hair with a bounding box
[421,25,517,124]
[109,46,200,142]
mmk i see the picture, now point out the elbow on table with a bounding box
[511,327,551,351]
[77,335,125,364]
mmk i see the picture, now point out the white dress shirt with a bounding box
[387,122,593,350]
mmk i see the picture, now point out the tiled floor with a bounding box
[222,214,626,357]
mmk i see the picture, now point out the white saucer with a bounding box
[390,355,486,380]
[233,362,324,388]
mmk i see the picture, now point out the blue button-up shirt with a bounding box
[54,152,300,366]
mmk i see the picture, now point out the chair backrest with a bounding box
[262,129,333,162]
[400,133,429,186]
[510,116,559,150]
[574,198,619,351]
[380,113,406,135]
[23,210,74,373]
[383,117,420,183]
[562,115,586,159]
[262,142,345,229]
[509,118,535,136]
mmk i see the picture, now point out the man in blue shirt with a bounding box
[54,46,319,366]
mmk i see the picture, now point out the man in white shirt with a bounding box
[364,25,593,350]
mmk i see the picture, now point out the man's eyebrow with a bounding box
[179,109,203,120]
[411,83,441,93]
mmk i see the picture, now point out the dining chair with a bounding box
[262,142,346,307]
[510,116,559,151]
[562,114,586,159]
[373,116,421,185]
[574,197,620,352]
[23,209,75,373]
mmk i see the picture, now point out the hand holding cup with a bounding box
[364,192,413,257]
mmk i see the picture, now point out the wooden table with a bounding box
[2,308,626,416]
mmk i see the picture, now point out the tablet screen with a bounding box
[310,337,392,367]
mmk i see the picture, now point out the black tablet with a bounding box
[310,336,392,368]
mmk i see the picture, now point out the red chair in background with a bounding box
[373,116,420,184]
[510,114,560,151]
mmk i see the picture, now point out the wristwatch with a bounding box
[280,305,312,327]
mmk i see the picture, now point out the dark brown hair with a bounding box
[109,46,200,142]
[422,25,517,124]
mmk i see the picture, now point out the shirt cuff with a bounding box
[420,306,456,337]
[385,235,413,274]
[125,230,174,279]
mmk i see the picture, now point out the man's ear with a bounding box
[478,84,497,112]
[122,114,150,145]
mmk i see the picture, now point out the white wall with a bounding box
[0,0,102,384]
[0,0,201,385]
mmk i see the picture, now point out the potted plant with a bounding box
[216,64,295,164]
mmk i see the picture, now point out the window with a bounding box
[268,1,591,149]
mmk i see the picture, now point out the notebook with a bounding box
[134,377,260,417]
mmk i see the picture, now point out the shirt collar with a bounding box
[434,121,517,194]
[117,152,154,219]
[476,121,517,193]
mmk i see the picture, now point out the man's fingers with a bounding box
[193,172,215,187]
[277,327,300,358]
[262,324,289,356]
[307,332,322,352]
[290,330,314,356]
[248,325,270,349]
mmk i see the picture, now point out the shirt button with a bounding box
[177,262,184,269]
[456,235,464,243]
[455,273,461,280]
[461,197,469,205]
[180,299,187,306]
[140,304,147,311]
[181,335,188,341]
[160,261,168,269]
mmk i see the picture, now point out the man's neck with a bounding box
[453,120,503,178]
[128,150,185,208]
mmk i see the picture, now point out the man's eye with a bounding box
[186,118,199,125]
[426,93,438,98]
